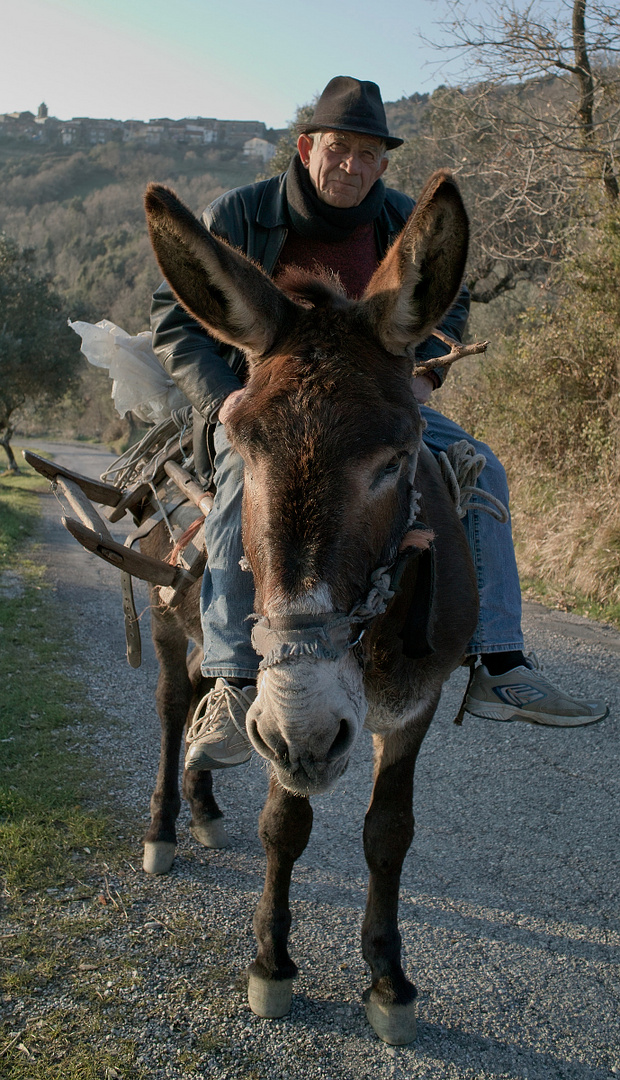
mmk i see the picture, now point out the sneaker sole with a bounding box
[185,749,253,771]
[465,700,610,727]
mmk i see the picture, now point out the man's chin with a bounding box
[320,188,361,208]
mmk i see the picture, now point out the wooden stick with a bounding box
[24,450,122,507]
[164,460,213,516]
[412,331,489,377]
[63,516,196,589]
[55,477,115,537]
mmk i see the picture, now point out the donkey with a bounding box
[142,171,478,1044]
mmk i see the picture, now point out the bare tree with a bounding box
[391,81,580,301]
[446,0,619,189]
[393,0,620,301]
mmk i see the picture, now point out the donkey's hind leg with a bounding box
[362,707,436,1044]
[248,775,313,1018]
[143,601,193,874]
[144,605,224,870]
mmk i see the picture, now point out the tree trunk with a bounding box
[0,427,20,474]
[602,154,620,202]
[573,0,618,200]
[572,0,595,141]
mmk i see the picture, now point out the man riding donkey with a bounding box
[151,76,607,771]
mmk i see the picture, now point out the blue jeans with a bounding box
[200,409,523,678]
[419,405,523,656]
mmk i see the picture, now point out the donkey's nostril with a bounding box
[326,718,355,762]
[247,716,289,764]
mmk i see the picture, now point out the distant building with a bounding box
[184,122,217,144]
[0,110,38,140]
[7,110,35,122]
[243,137,277,163]
[0,105,274,152]
[216,119,266,147]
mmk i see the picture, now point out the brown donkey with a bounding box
[143,171,478,1044]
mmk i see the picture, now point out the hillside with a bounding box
[0,94,436,338]
[0,139,262,334]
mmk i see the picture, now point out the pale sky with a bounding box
[1,0,460,128]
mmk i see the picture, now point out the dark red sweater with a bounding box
[275,222,379,300]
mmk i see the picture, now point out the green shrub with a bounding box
[441,206,620,482]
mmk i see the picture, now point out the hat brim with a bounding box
[297,122,403,150]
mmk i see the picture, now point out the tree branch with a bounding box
[413,331,489,376]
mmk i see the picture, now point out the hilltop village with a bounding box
[0,102,286,164]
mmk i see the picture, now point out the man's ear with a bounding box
[297,133,313,167]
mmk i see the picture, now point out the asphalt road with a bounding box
[15,438,620,1079]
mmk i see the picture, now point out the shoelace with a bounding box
[187,684,253,740]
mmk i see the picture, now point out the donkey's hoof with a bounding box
[247,973,294,1018]
[143,841,176,875]
[190,819,231,849]
[364,996,417,1045]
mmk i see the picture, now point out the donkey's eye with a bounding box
[384,457,400,474]
[372,456,401,487]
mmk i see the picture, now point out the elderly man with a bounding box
[151,76,607,771]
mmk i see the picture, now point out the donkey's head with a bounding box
[145,172,468,794]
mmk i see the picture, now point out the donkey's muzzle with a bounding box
[248,711,355,765]
[246,658,366,794]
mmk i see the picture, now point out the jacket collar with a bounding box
[256,172,290,229]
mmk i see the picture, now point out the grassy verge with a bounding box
[436,369,620,633]
[0,465,107,890]
[507,469,620,631]
[0,458,268,1079]
[0,463,144,1079]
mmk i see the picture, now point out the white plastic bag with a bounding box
[69,319,189,424]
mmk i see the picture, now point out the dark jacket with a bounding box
[151,169,470,423]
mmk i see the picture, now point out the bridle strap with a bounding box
[250,537,426,672]
[251,613,354,671]
[250,478,428,672]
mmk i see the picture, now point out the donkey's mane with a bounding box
[276,266,353,312]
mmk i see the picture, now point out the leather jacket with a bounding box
[150,169,470,466]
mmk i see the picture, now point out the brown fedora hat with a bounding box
[298,76,403,150]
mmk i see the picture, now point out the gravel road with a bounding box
[10,439,620,1079]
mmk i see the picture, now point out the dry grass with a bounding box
[507,468,620,624]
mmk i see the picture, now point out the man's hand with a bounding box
[218,388,246,425]
[411,375,435,404]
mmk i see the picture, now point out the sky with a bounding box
[0,0,461,128]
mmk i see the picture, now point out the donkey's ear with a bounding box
[361,171,468,355]
[145,184,299,356]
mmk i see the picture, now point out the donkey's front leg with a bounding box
[248,775,313,1018]
[362,720,430,1045]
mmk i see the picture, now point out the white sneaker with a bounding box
[464,655,608,727]
[185,678,256,770]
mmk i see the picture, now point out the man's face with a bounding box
[298,131,388,209]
